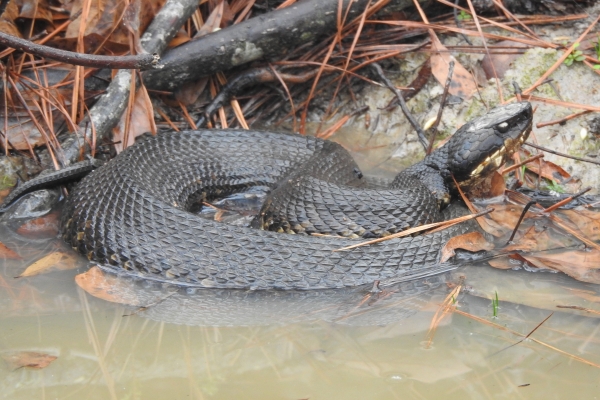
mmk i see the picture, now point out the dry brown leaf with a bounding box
[175,77,209,105]
[75,266,143,306]
[561,209,600,241]
[0,241,21,259]
[505,224,578,253]
[195,1,224,38]
[440,231,494,263]
[113,87,155,153]
[481,40,528,80]
[467,172,506,199]
[525,250,600,284]
[64,0,165,51]
[0,1,22,37]
[2,351,57,371]
[526,159,571,183]
[16,211,60,237]
[18,0,53,25]
[18,251,79,277]
[2,117,47,150]
[430,35,477,99]
[486,203,528,231]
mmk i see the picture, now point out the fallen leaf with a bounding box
[467,171,506,199]
[18,0,53,25]
[18,251,79,277]
[440,231,494,263]
[488,258,515,270]
[64,0,166,51]
[2,351,57,371]
[430,34,477,99]
[113,86,156,153]
[561,209,600,241]
[0,1,22,37]
[75,266,143,306]
[486,203,531,231]
[0,241,21,259]
[481,40,528,80]
[16,211,60,237]
[195,1,224,38]
[175,77,208,105]
[1,117,47,150]
[525,250,600,285]
[526,159,571,183]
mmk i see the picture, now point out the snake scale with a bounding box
[3,102,533,290]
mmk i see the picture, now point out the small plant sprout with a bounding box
[492,291,499,318]
[546,179,565,194]
[564,42,585,67]
[457,10,472,21]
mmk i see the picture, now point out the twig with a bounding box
[542,186,591,213]
[489,312,554,357]
[334,208,493,252]
[524,142,600,167]
[501,153,544,174]
[464,0,503,102]
[0,31,159,70]
[536,110,592,129]
[556,305,600,316]
[506,200,536,244]
[453,308,600,369]
[519,95,600,112]
[426,60,454,154]
[370,62,428,149]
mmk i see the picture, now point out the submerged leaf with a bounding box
[18,251,79,277]
[441,231,494,263]
[75,266,143,306]
[16,212,60,237]
[0,241,21,259]
[2,351,57,371]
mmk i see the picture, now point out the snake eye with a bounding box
[496,122,509,133]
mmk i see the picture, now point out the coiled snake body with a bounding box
[5,102,533,290]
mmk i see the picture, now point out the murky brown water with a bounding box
[1,209,600,400]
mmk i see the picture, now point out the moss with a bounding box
[0,173,16,190]
[504,48,559,97]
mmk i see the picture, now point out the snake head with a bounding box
[448,101,533,185]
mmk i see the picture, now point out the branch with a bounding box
[143,0,422,91]
[0,31,160,70]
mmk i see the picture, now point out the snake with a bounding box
[1,102,533,290]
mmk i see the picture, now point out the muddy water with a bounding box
[1,140,600,399]
[1,206,600,400]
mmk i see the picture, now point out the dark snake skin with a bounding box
[7,102,533,290]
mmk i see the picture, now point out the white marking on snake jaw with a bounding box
[470,162,485,177]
